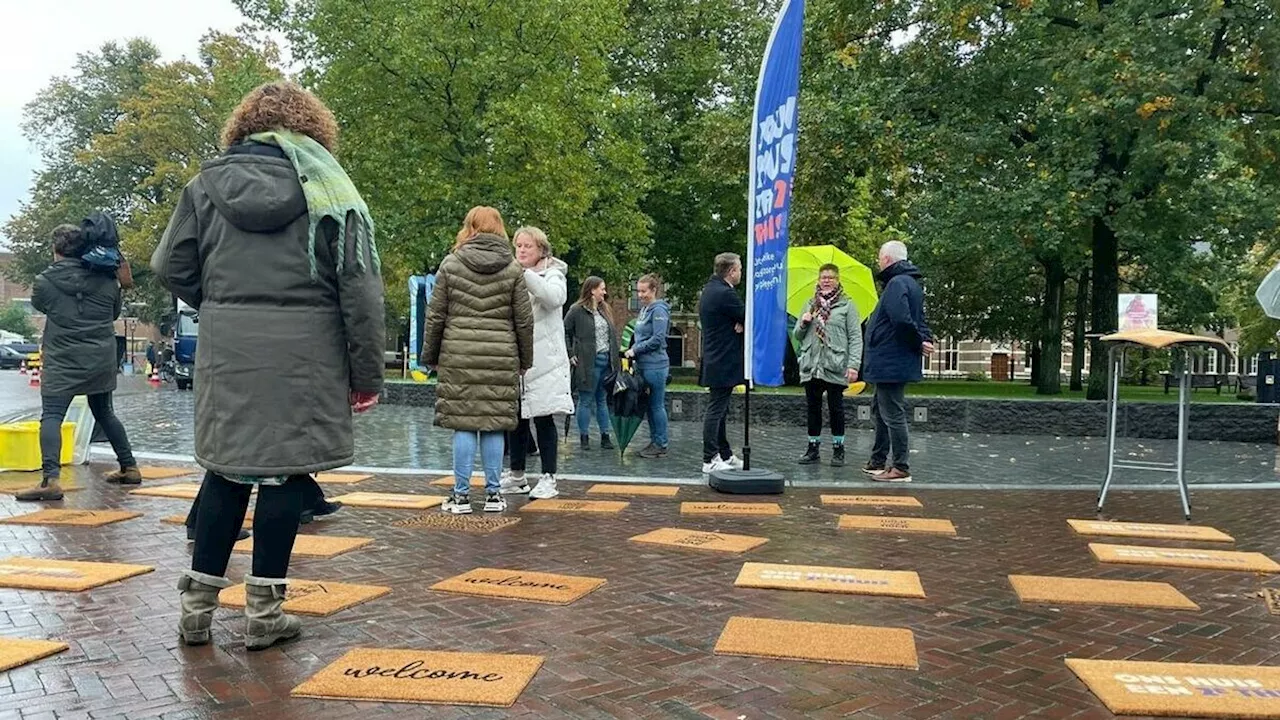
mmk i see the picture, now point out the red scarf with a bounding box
[810,286,844,346]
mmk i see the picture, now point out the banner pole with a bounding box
[743,382,752,472]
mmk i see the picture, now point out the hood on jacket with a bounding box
[456,233,515,275]
[198,154,307,234]
[878,260,923,283]
[531,256,568,277]
[42,259,92,296]
[642,298,671,316]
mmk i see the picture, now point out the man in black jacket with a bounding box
[698,252,746,475]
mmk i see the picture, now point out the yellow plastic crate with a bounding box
[0,422,74,471]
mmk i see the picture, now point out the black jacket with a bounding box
[863,260,932,384]
[34,259,122,396]
[698,275,746,388]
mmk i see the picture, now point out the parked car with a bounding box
[0,343,38,370]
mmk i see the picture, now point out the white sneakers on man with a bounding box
[499,470,531,495]
[702,457,732,474]
[529,474,559,499]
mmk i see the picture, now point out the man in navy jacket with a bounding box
[698,252,746,475]
[862,241,934,482]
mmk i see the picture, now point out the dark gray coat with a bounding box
[564,304,619,392]
[33,260,122,397]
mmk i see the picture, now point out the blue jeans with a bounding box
[577,352,612,436]
[452,430,504,495]
[640,367,669,448]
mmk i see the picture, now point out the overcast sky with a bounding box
[1,0,249,240]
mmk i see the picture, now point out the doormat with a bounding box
[129,483,202,500]
[586,484,680,497]
[821,495,923,508]
[392,514,521,534]
[234,535,373,558]
[519,500,628,514]
[1009,575,1199,611]
[838,515,957,536]
[0,557,153,591]
[138,467,198,480]
[0,638,69,673]
[680,502,783,517]
[714,617,918,670]
[161,512,253,526]
[1068,519,1234,543]
[0,509,141,527]
[315,473,372,485]
[329,492,445,510]
[1066,658,1280,719]
[1089,543,1280,573]
[629,528,769,554]
[291,648,544,708]
[219,580,390,616]
[0,473,81,494]
[1263,588,1280,616]
[735,562,925,599]
[431,568,606,605]
[429,475,485,489]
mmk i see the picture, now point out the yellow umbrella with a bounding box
[786,245,878,322]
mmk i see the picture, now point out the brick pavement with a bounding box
[1,463,1278,718]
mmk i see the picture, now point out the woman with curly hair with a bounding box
[152,81,385,650]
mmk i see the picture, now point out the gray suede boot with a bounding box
[243,575,302,651]
[178,570,232,646]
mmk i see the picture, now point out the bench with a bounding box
[1162,372,1226,394]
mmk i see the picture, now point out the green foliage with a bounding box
[0,302,37,340]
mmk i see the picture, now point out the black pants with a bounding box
[510,416,558,475]
[702,386,734,463]
[41,393,134,480]
[184,474,327,529]
[804,380,846,439]
[870,382,910,471]
[190,471,304,579]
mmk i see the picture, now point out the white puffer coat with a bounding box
[520,257,575,418]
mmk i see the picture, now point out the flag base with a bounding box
[709,468,785,495]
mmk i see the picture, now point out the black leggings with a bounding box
[184,474,326,529]
[510,415,558,475]
[190,472,305,579]
[804,380,846,439]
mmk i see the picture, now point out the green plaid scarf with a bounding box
[248,130,380,280]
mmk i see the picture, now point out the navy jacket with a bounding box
[862,260,933,384]
[698,275,746,388]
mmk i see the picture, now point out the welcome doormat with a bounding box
[0,557,154,592]
[431,568,606,605]
[219,580,390,616]
[315,473,373,485]
[1089,544,1280,573]
[1068,519,1234,543]
[0,509,142,527]
[291,648,544,707]
[838,515,957,536]
[586,484,680,497]
[429,475,486,489]
[392,514,521,533]
[820,495,923,508]
[680,502,783,517]
[519,499,628,514]
[1009,575,1199,611]
[714,617,918,670]
[329,492,445,510]
[1066,658,1280,719]
[0,473,81,494]
[735,562,925,599]
[0,638,69,673]
[161,512,253,526]
[138,467,198,480]
[234,535,373,558]
[629,528,769,554]
[128,483,202,500]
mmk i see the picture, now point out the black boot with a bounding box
[798,441,821,465]
[831,444,846,467]
[601,434,615,450]
[580,434,590,450]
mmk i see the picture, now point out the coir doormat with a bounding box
[714,617,918,670]
[431,568,606,605]
[0,638,69,673]
[291,648,544,708]
[0,472,81,494]
[0,509,141,527]
[219,580,390,616]
[1068,519,1234,543]
[838,515,957,536]
[519,499,628,514]
[680,502,783,517]
[1066,658,1280,719]
[586,484,680,497]
[138,467,198,480]
[0,557,153,591]
[735,562,925,599]
[429,475,485,489]
[234,535,373,558]
[128,483,202,500]
[1009,575,1199,611]
[1089,543,1280,573]
[314,473,372,485]
[329,492,445,510]
[392,514,521,533]
[629,528,769,554]
[161,512,253,526]
[821,495,923,508]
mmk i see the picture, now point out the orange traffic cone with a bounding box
[18,365,26,375]
[29,368,39,386]
[148,370,161,385]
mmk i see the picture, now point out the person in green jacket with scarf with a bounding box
[793,263,863,467]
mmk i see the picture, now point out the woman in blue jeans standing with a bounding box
[564,277,619,450]
[626,273,671,458]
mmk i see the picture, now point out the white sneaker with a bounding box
[483,492,508,512]
[499,471,530,495]
[529,474,559,499]
[442,493,472,515]
[726,455,744,471]
[702,457,733,475]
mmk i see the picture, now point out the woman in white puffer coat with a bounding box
[501,226,575,498]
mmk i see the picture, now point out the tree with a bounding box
[0,303,37,340]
